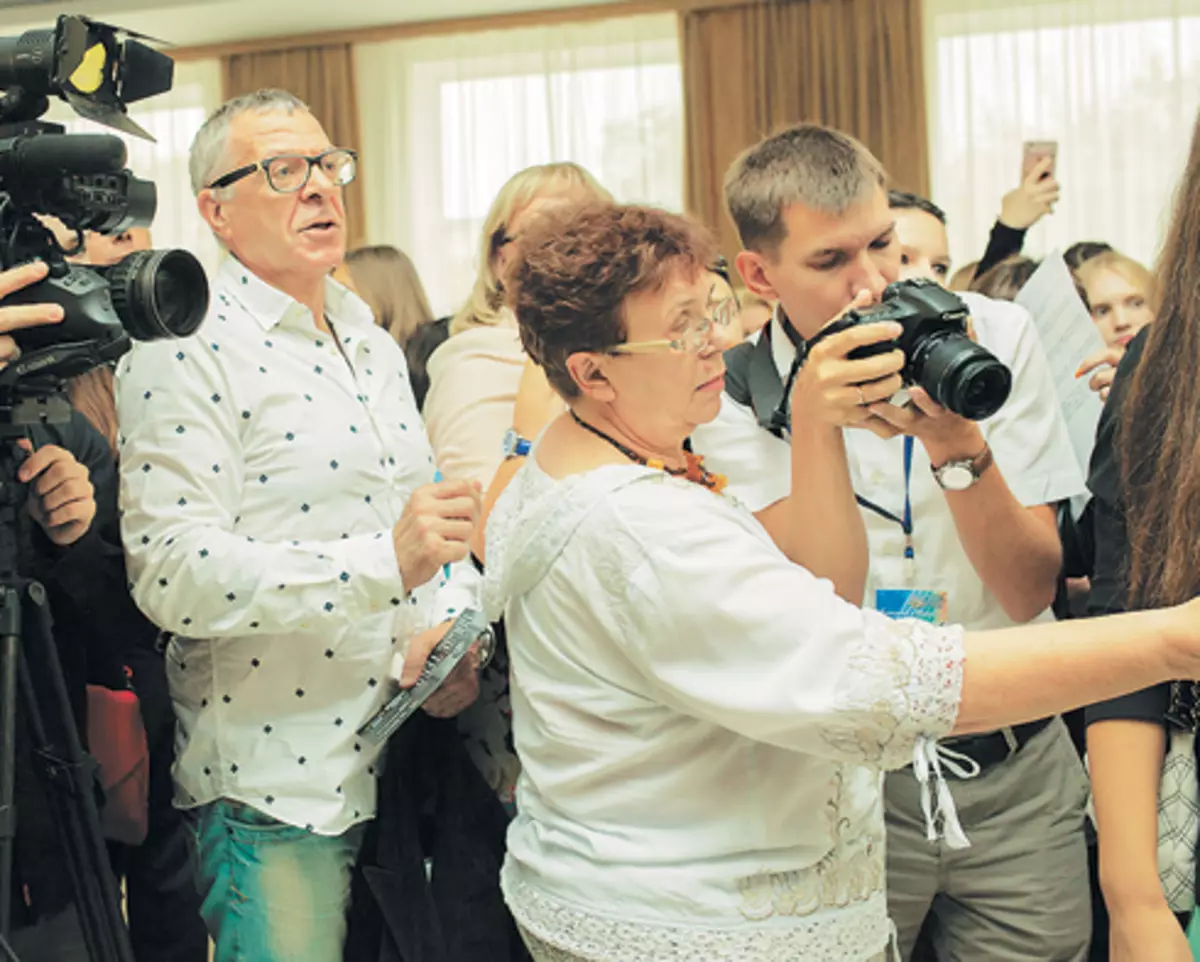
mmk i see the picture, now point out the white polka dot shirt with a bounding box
[116,257,480,835]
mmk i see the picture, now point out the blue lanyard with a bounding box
[854,436,915,561]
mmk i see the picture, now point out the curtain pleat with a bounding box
[682,0,929,262]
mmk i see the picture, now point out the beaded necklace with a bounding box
[570,410,727,494]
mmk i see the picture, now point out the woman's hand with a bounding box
[1000,158,1061,229]
[1076,346,1124,402]
[1110,903,1191,962]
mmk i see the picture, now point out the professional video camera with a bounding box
[0,14,208,429]
[807,277,1013,421]
[0,16,208,962]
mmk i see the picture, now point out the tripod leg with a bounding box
[0,587,19,940]
[19,582,134,962]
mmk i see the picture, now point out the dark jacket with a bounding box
[12,410,156,924]
[343,708,530,962]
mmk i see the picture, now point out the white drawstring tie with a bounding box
[911,738,979,851]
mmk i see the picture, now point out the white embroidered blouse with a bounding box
[483,460,965,962]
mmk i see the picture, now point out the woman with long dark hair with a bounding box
[1086,113,1200,962]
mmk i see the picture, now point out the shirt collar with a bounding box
[217,257,377,334]
[769,302,798,382]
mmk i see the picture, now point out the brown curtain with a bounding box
[222,44,367,248]
[682,0,929,263]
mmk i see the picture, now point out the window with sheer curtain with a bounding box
[42,59,223,276]
[925,0,1200,273]
[355,13,684,317]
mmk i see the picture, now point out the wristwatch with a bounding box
[502,428,532,461]
[931,444,994,492]
[473,625,497,671]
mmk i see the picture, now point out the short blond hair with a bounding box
[451,162,612,336]
[724,123,886,256]
[1076,250,1158,312]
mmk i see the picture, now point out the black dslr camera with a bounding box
[0,14,207,426]
[808,278,1012,421]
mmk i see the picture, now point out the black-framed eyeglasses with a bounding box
[206,148,358,193]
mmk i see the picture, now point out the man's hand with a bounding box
[791,289,906,439]
[16,440,96,546]
[999,157,1061,230]
[1109,903,1191,962]
[0,262,66,366]
[393,479,481,591]
[397,621,481,719]
[1076,346,1123,402]
[867,385,985,465]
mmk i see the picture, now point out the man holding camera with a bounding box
[0,260,134,960]
[117,90,483,962]
[692,125,1090,960]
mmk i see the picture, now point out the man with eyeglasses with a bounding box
[115,89,484,962]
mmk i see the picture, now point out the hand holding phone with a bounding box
[1001,142,1061,230]
[1021,140,1058,182]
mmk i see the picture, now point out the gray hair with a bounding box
[188,88,309,195]
[723,124,887,256]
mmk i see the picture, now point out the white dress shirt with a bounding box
[693,292,1086,630]
[483,459,964,961]
[116,258,479,836]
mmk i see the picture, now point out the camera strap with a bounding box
[855,436,916,564]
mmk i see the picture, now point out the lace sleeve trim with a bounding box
[817,616,964,772]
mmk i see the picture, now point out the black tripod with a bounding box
[0,400,134,962]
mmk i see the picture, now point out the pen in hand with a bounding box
[433,469,452,581]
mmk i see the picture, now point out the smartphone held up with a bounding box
[1022,140,1058,181]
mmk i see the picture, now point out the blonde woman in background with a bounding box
[423,162,611,813]
[423,163,613,492]
[1076,251,1157,401]
[338,245,439,406]
[1077,251,1157,352]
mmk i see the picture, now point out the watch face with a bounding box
[501,428,518,459]
[938,463,975,491]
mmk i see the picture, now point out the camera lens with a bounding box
[103,248,209,341]
[915,334,1012,420]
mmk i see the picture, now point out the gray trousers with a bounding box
[885,717,1091,961]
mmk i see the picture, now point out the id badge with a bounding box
[876,588,949,626]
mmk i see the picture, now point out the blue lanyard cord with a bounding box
[855,436,915,560]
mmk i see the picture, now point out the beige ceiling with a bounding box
[1,0,627,49]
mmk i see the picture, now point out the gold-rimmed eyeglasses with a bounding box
[607,294,738,357]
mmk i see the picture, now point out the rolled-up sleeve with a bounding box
[117,340,407,638]
[611,490,964,770]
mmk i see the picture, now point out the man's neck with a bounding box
[237,257,330,332]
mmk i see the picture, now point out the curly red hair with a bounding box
[508,204,719,398]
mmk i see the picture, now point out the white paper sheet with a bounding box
[1014,252,1106,474]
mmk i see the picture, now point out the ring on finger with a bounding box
[856,385,866,406]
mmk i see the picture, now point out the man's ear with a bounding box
[735,250,782,303]
[565,351,617,404]
[197,189,231,244]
